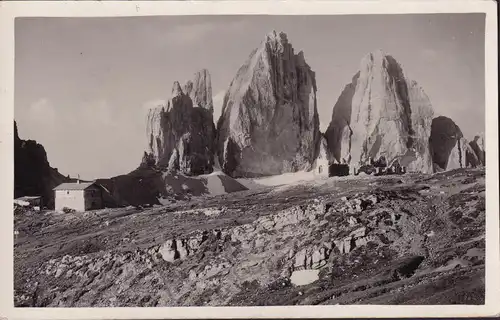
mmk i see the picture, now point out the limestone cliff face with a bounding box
[145,107,165,164]
[407,80,434,172]
[14,121,68,208]
[429,116,480,171]
[216,30,321,178]
[144,70,216,176]
[325,50,434,173]
[324,72,359,166]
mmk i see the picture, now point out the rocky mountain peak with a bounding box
[186,69,213,113]
[264,30,295,63]
[216,30,321,177]
[325,51,434,173]
[144,69,216,175]
[265,30,288,46]
[362,49,386,64]
[171,81,184,98]
[360,50,405,79]
[295,50,308,67]
[184,80,193,96]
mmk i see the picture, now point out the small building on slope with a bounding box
[53,180,103,212]
[14,196,43,211]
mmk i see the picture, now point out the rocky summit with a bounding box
[325,50,434,173]
[144,69,216,175]
[216,30,321,178]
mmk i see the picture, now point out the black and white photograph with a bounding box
[1,0,498,318]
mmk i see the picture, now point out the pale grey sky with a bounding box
[15,14,485,179]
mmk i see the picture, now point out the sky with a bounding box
[15,14,485,179]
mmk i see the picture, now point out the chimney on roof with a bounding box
[77,174,80,184]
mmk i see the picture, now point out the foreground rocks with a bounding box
[144,69,216,175]
[14,168,485,306]
[325,50,434,173]
[216,30,321,178]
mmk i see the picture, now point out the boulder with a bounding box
[216,30,321,177]
[159,240,177,263]
[325,50,434,174]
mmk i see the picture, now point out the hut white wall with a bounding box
[55,190,85,212]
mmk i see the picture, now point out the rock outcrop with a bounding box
[216,30,321,177]
[429,116,482,171]
[184,69,214,113]
[325,50,434,173]
[144,69,216,175]
[469,133,485,166]
[14,121,68,208]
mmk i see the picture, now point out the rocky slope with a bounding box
[145,69,216,175]
[14,121,68,208]
[325,50,434,173]
[216,30,321,178]
[14,168,485,306]
[429,116,482,172]
[96,168,248,207]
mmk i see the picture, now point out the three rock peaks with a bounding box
[144,31,485,178]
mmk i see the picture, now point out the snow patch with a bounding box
[204,176,226,196]
[290,269,319,286]
[249,171,317,187]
